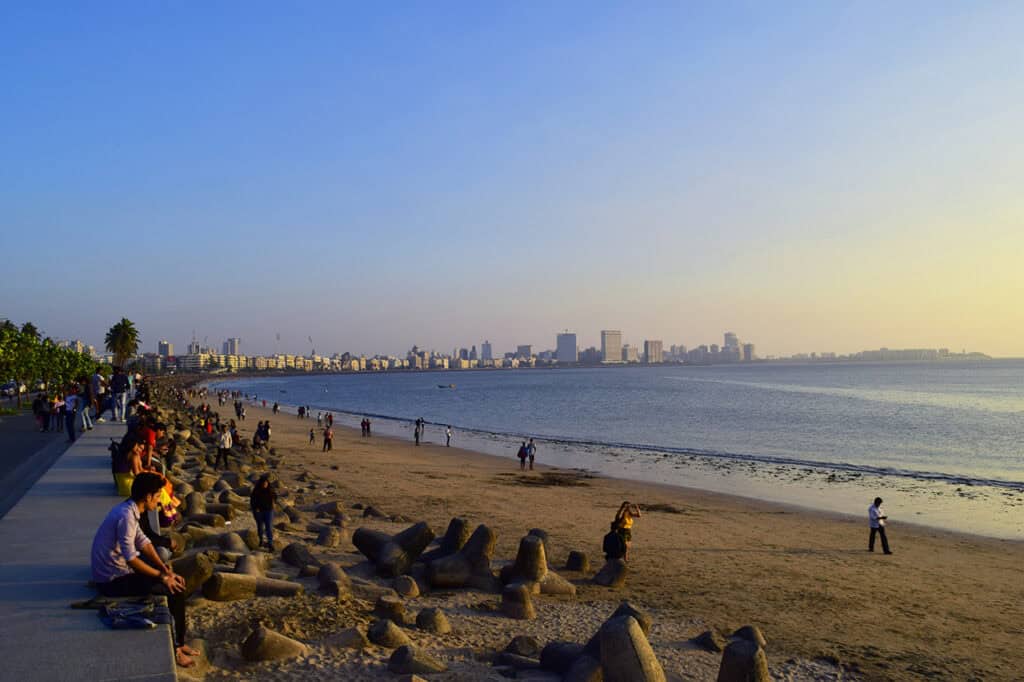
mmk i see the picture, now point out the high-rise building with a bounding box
[742,343,756,362]
[601,330,622,363]
[481,341,493,362]
[158,340,174,358]
[223,337,241,355]
[621,344,639,363]
[556,333,577,363]
[724,331,739,349]
[644,340,664,363]
[187,341,200,355]
[516,344,533,359]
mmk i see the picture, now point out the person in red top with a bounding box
[135,420,167,472]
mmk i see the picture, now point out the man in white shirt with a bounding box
[868,497,893,555]
[215,423,233,469]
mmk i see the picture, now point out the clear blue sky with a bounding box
[2,2,1022,357]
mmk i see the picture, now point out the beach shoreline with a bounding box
[209,378,1024,541]
[178,384,1024,681]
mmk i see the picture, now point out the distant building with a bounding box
[222,337,241,355]
[742,343,756,362]
[621,344,639,363]
[644,340,664,363]
[556,333,578,363]
[580,346,602,364]
[481,340,493,362]
[516,344,532,359]
[601,330,622,363]
[724,332,739,349]
[158,340,174,358]
[187,341,201,355]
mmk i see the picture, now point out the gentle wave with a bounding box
[663,375,1024,414]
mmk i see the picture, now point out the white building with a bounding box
[556,333,577,363]
[644,340,664,364]
[601,330,622,363]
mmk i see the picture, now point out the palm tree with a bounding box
[105,318,140,368]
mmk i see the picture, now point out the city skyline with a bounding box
[2,4,1022,357]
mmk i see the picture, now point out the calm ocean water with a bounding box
[212,361,1024,538]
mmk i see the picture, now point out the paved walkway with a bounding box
[0,411,73,519]
[0,422,177,681]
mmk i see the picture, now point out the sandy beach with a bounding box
[175,395,1024,681]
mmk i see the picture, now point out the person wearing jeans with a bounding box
[64,390,78,442]
[110,367,130,422]
[91,472,198,668]
[249,474,276,549]
[78,386,94,432]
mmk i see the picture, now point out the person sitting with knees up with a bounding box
[90,472,199,668]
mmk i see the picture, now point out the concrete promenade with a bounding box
[0,421,177,681]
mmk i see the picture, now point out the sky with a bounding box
[2,2,1022,358]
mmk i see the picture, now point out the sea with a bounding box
[210,361,1024,539]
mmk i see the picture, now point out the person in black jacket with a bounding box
[250,475,277,549]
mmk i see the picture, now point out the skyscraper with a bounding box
[158,340,174,358]
[644,340,663,363]
[601,330,622,363]
[556,333,577,363]
[742,343,756,362]
[223,337,241,355]
[724,331,739,349]
[481,341,493,362]
[516,345,533,359]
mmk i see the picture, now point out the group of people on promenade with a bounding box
[30,366,138,441]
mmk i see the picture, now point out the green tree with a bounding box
[105,318,140,368]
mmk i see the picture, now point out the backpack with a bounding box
[603,529,626,560]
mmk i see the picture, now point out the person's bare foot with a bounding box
[180,644,200,656]
[175,648,195,667]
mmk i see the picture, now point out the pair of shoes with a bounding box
[87,426,93,430]
[884,551,893,555]
[96,417,106,423]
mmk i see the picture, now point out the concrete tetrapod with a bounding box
[717,639,770,682]
[593,558,629,588]
[584,600,653,659]
[353,521,436,577]
[241,626,309,662]
[501,583,537,620]
[317,562,352,597]
[419,517,471,564]
[388,645,448,674]
[234,554,266,577]
[171,551,215,597]
[281,542,320,568]
[415,607,452,634]
[426,524,498,590]
[367,619,412,649]
[202,573,305,601]
[500,534,577,597]
[599,615,666,682]
[183,491,206,517]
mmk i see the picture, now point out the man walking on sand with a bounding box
[445,425,452,447]
[527,438,536,470]
[868,497,893,554]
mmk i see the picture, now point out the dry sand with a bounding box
[180,398,1024,681]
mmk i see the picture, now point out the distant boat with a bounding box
[438,384,455,389]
